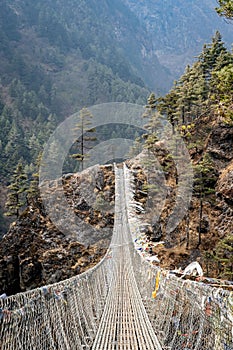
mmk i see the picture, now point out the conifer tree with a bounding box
[216,0,233,19]
[143,93,161,147]
[194,154,217,246]
[155,32,229,129]
[26,153,42,204]
[71,108,96,171]
[142,93,166,209]
[5,162,28,218]
[198,31,227,82]
[215,234,233,280]
[156,89,179,134]
[211,63,233,122]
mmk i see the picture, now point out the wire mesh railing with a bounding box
[0,246,114,349]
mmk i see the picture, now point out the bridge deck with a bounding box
[92,168,162,350]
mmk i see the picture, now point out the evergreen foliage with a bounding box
[193,154,217,246]
[0,0,150,182]
[156,31,233,128]
[143,93,161,150]
[0,0,151,235]
[26,153,42,204]
[215,234,233,280]
[5,163,28,218]
[216,0,233,19]
[70,108,97,171]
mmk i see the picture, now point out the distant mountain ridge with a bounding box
[123,0,233,80]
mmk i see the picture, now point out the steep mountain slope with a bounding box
[123,0,233,79]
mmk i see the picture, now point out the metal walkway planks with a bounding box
[92,167,162,350]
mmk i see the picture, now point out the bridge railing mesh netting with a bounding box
[123,164,233,350]
[0,250,114,349]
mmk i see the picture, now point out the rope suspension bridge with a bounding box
[0,165,232,349]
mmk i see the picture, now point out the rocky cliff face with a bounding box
[0,165,115,296]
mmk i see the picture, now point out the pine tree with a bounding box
[71,108,96,171]
[143,93,162,149]
[28,133,41,159]
[176,62,208,123]
[26,153,42,204]
[211,62,233,122]
[216,0,233,19]
[198,31,227,81]
[5,162,28,218]
[214,234,233,280]
[155,32,229,129]
[156,89,179,134]
[194,154,217,246]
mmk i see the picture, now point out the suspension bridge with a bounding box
[0,165,232,349]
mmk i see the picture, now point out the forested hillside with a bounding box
[1,0,179,181]
[0,0,153,234]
